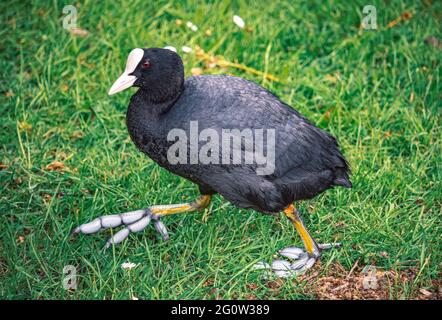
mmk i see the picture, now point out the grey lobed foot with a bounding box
[252,243,341,278]
[72,208,170,250]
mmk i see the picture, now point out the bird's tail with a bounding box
[333,161,352,188]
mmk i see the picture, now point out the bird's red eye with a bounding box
[142,59,151,69]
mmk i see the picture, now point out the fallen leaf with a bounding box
[191,67,203,76]
[386,11,413,29]
[265,278,284,290]
[71,130,84,139]
[419,288,433,297]
[190,45,282,82]
[324,109,332,121]
[45,161,65,171]
[324,74,338,83]
[401,12,412,20]
[203,279,214,287]
[334,220,345,227]
[69,27,89,37]
[18,121,32,132]
[194,45,205,57]
[246,283,258,290]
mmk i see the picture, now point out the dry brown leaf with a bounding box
[71,130,84,139]
[194,45,205,57]
[69,27,89,37]
[324,109,332,121]
[18,121,32,132]
[265,278,284,290]
[334,220,345,227]
[246,283,259,291]
[191,67,203,76]
[203,279,214,287]
[386,11,413,29]
[401,12,412,20]
[45,161,65,171]
[192,45,283,82]
[324,74,338,83]
[419,288,433,296]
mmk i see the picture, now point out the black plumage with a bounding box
[126,48,351,214]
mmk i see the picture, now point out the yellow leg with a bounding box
[283,204,321,258]
[150,195,211,216]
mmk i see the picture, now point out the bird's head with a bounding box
[108,48,184,101]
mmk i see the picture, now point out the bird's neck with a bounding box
[135,81,184,115]
[126,88,182,165]
[127,87,182,142]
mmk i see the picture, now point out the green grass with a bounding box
[1,0,440,299]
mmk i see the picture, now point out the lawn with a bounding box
[0,0,440,299]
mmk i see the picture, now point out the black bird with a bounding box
[73,48,351,275]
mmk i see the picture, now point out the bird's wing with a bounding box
[170,75,349,183]
[176,75,322,169]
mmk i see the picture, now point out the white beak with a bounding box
[108,72,137,95]
[108,48,144,95]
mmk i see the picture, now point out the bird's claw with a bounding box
[72,207,170,250]
[253,243,341,278]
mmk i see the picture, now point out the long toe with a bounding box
[103,214,152,250]
[318,242,342,250]
[289,253,310,270]
[153,219,169,241]
[253,245,326,278]
[279,247,304,260]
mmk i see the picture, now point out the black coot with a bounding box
[74,48,351,275]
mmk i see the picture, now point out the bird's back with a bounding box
[138,75,351,213]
